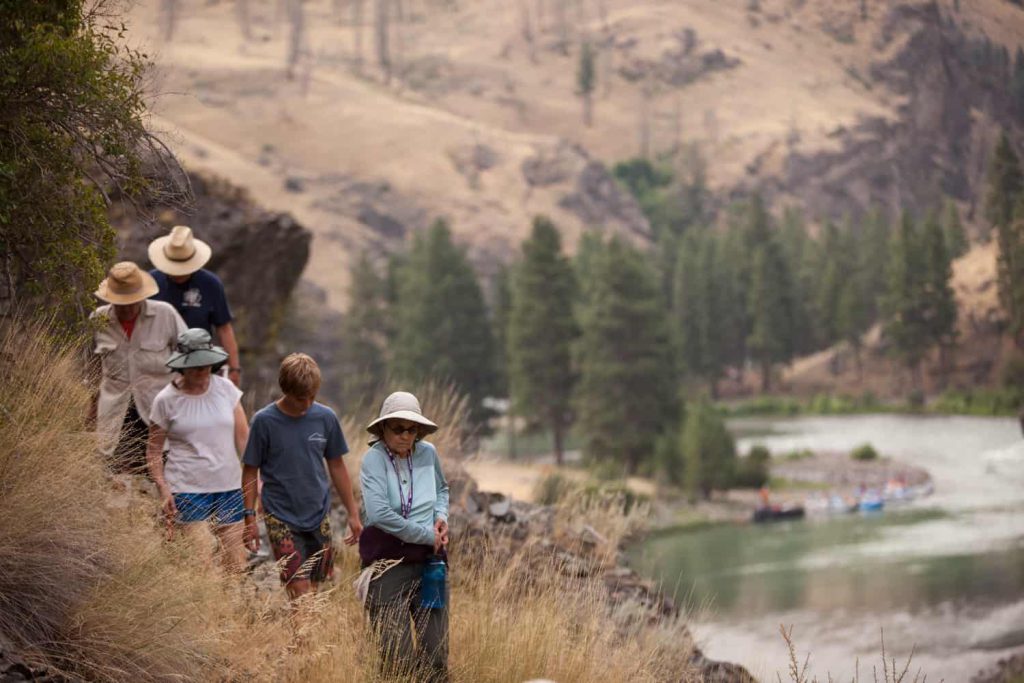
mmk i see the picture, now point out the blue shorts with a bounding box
[173,490,245,525]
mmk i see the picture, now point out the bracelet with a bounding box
[242,508,256,517]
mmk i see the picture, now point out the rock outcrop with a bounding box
[109,171,312,401]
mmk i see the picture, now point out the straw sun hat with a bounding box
[94,262,159,305]
[366,391,438,440]
[166,328,229,371]
[148,225,212,277]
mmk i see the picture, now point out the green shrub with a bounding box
[782,448,814,461]
[533,472,577,506]
[733,445,771,488]
[850,443,879,461]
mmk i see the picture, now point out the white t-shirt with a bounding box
[149,374,244,493]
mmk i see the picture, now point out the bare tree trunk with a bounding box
[375,0,391,84]
[553,0,569,54]
[761,358,772,392]
[237,0,252,41]
[518,0,536,62]
[638,85,651,158]
[352,0,365,72]
[286,0,306,81]
[160,0,177,42]
[552,419,565,467]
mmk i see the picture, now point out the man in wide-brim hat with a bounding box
[89,261,186,475]
[147,225,242,387]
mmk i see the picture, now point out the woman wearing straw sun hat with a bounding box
[145,328,250,572]
[147,225,242,387]
[89,262,187,476]
[359,391,450,682]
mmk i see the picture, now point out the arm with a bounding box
[327,458,363,545]
[241,464,260,552]
[217,322,242,387]
[360,452,435,546]
[146,424,176,526]
[233,402,249,457]
[432,450,450,551]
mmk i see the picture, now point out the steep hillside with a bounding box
[125,0,1024,311]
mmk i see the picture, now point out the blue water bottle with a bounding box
[420,555,447,609]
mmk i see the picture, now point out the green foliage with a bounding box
[883,212,931,377]
[576,41,596,125]
[850,443,879,461]
[653,430,685,487]
[392,219,498,424]
[682,400,736,499]
[920,210,959,360]
[0,0,158,322]
[532,471,577,506]
[733,445,771,489]
[746,227,797,389]
[943,199,969,259]
[490,263,513,397]
[508,216,577,463]
[985,132,1023,232]
[574,237,675,474]
[930,388,1022,415]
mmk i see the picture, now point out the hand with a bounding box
[160,493,177,539]
[433,518,449,554]
[228,367,242,387]
[243,516,261,553]
[343,515,363,546]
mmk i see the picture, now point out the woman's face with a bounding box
[182,366,212,384]
[382,419,419,456]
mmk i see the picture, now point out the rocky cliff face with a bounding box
[767,0,1021,225]
[109,171,311,401]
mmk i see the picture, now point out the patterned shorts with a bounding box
[264,512,334,584]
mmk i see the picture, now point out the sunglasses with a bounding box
[386,423,419,436]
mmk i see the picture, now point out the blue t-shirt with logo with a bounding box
[150,268,232,333]
[242,401,349,531]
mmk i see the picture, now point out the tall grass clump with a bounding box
[0,319,283,681]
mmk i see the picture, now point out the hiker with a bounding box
[148,225,242,386]
[146,328,249,572]
[241,353,362,599]
[359,391,450,682]
[90,262,186,477]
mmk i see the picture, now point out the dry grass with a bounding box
[0,321,697,682]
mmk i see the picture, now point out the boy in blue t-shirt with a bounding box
[148,225,242,387]
[241,353,362,599]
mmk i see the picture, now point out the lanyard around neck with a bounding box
[384,445,414,519]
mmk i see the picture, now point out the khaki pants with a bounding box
[366,562,448,682]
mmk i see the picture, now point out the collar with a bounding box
[140,299,157,318]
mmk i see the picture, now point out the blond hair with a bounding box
[278,353,321,397]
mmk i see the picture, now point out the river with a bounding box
[628,415,1024,681]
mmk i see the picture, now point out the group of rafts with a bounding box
[752,478,935,523]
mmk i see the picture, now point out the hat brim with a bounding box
[94,270,160,305]
[148,236,212,277]
[166,347,229,370]
[366,410,438,436]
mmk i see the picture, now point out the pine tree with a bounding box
[943,199,969,259]
[985,132,1024,232]
[577,40,596,127]
[883,212,930,386]
[861,207,891,322]
[682,400,736,501]
[508,216,578,465]
[777,207,817,355]
[575,237,675,475]
[490,264,513,399]
[814,221,845,348]
[921,210,959,383]
[392,219,498,423]
[1011,48,1024,123]
[672,233,704,382]
[997,196,1024,347]
[339,252,390,413]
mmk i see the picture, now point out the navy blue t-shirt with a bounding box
[242,401,349,531]
[150,268,232,333]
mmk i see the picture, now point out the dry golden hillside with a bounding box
[126,0,1024,309]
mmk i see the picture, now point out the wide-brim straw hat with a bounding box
[166,328,229,370]
[95,261,159,305]
[366,391,438,440]
[148,225,212,277]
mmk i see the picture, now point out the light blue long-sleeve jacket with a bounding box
[360,440,449,546]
